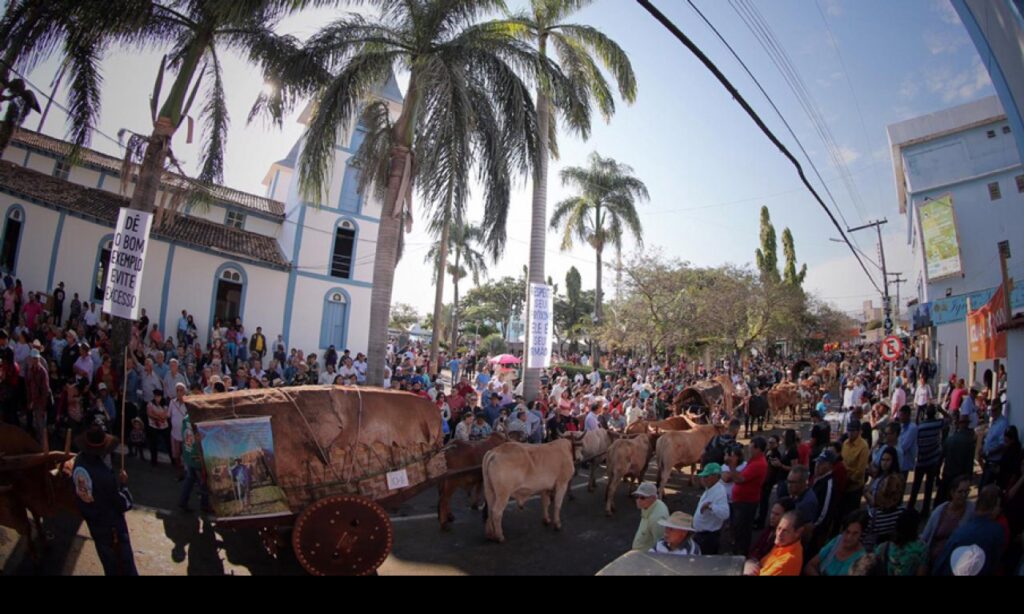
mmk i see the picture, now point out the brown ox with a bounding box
[482,439,580,543]
[604,434,657,516]
[816,365,838,391]
[437,433,506,531]
[624,415,697,435]
[655,425,722,497]
[768,383,801,422]
[0,425,78,561]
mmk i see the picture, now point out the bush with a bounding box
[480,334,507,356]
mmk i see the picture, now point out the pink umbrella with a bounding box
[489,354,521,366]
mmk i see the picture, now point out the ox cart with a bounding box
[186,385,458,576]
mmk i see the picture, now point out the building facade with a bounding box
[888,95,1024,383]
[0,77,404,359]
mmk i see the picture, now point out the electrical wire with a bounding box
[634,0,883,296]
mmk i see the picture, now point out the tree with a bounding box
[258,1,582,386]
[461,276,526,340]
[782,228,807,288]
[502,0,637,402]
[389,302,419,332]
[754,206,780,284]
[0,1,142,155]
[550,152,647,363]
[553,266,593,353]
[425,221,488,353]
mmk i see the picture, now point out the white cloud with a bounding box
[838,146,861,165]
[924,30,967,55]
[898,78,920,101]
[922,57,993,103]
[823,0,844,17]
[931,0,962,25]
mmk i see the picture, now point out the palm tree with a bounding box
[501,0,637,398]
[426,221,488,352]
[257,1,582,386]
[0,0,147,156]
[549,152,647,364]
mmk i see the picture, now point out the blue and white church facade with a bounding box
[0,76,405,359]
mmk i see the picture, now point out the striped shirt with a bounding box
[916,419,944,468]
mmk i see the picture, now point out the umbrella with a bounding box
[489,354,521,366]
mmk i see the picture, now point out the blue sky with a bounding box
[22,0,993,322]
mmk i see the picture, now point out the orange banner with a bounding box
[968,284,1008,362]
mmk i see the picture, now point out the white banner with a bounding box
[102,208,153,320]
[527,283,553,369]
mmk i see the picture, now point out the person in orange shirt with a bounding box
[744,511,804,576]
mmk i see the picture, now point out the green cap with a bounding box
[697,463,722,477]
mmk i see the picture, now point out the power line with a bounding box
[682,0,852,232]
[634,0,883,296]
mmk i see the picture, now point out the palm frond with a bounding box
[60,33,103,157]
[198,49,228,185]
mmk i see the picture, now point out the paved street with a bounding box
[1,444,721,576]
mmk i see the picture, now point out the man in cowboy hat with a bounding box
[651,511,701,555]
[71,424,138,575]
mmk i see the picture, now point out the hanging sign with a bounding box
[102,208,153,320]
[527,283,553,369]
[968,284,1009,362]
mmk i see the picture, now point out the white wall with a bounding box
[245,215,280,238]
[298,209,378,283]
[50,214,116,307]
[24,153,54,175]
[3,199,59,292]
[288,275,372,356]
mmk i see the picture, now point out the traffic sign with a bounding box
[880,336,903,362]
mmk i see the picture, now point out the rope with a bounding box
[282,389,342,483]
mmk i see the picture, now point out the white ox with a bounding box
[482,438,581,543]
[565,428,615,492]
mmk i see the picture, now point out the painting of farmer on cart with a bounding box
[196,417,290,519]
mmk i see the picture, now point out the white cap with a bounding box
[951,545,985,576]
[631,482,658,498]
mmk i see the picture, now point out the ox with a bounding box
[482,439,581,543]
[624,415,697,435]
[565,429,614,492]
[655,425,723,497]
[745,393,769,437]
[0,425,78,562]
[437,433,506,531]
[604,434,657,516]
[768,383,801,423]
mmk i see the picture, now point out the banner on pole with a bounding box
[102,208,153,320]
[527,283,553,369]
[968,283,1009,362]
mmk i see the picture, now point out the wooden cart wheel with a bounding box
[291,495,394,576]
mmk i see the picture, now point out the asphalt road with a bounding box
[1,447,718,576]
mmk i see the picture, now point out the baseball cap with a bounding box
[697,463,722,477]
[951,545,985,576]
[97,382,107,391]
[631,482,658,498]
[175,382,187,390]
[29,349,40,359]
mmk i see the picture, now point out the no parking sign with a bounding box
[880,336,903,362]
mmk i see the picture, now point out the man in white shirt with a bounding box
[353,353,368,384]
[164,358,189,398]
[73,343,95,383]
[891,382,907,414]
[692,463,730,555]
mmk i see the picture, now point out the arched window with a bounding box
[92,237,114,301]
[213,265,246,325]
[330,220,356,279]
[319,289,349,351]
[0,206,24,274]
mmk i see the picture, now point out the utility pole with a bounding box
[848,220,892,336]
[888,273,907,320]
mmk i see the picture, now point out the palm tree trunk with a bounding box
[450,249,461,353]
[0,2,42,157]
[429,198,452,376]
[594,244,603,369]
[523,85,551,402]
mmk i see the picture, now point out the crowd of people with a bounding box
[2,272,1021,576]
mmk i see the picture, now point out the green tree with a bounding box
[461,276,526,340]
[259,1,581,386]
[502,0,637,401]
[550,152,647,362]
[553,265,593,353]
[781,227,807,288]
[425,221,488,352]
[755,206,780,284]
[389,302,419,332]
